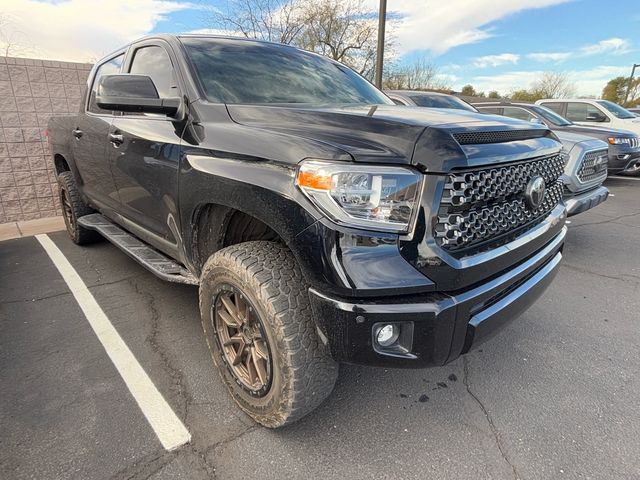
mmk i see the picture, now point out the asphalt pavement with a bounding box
[1,176,639,480]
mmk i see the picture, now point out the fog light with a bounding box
[376,324,400,347]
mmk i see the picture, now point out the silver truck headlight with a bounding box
[296,160,423,233]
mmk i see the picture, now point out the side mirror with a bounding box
[96,74,181,116]
[530,117,545,125]
[586,111,607,122]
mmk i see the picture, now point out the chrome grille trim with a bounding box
[577,149,608,183]
[434,153,565,252]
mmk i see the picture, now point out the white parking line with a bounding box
[36,234,191,451]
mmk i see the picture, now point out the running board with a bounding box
[77,213,199,285]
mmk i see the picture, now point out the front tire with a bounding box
[57,171,101,245]
[199,241,338,428]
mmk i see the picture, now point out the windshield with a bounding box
[409,94,477,111]
[181,37,392,106]
[530,105,572,126]
[597,100,636,119]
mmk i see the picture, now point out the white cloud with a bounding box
[367,0,572,55]
[0,0,191,62]
[473,53,519,68]
[468,70,543,96]
[527,52,572,63]
[463,65,630,98]
[528,38,631,65]
[580,37,630,56]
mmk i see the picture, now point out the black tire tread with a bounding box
[199,241,338,427]
[57,171,101,245]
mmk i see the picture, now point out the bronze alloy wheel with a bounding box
[212,286,272,396]
[60,187,76,235]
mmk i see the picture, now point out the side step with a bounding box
[77,213,199,285]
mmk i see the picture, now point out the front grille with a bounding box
[452,129,547,145]
[577,149,608,183]
[434,153,565,252]
[631,137,639,149]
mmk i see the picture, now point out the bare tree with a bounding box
[205,0,306,44]
[532,71,576,99]
[383,58,450,91]
[0,13,32,57]
[295,0,379,76]
[202,0,391,78]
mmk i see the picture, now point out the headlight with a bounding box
[296,160,423,233]
[608,137,633,145]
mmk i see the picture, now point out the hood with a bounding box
[561,124,638,139]
[554,130,604,149]
[226,104,560,170]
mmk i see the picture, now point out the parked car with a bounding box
[396,97,609,216]
[47,34,567,427]
[549,131,609,216]
[475,102,640,176]
[536,98,640,135]
[385,90,478,111]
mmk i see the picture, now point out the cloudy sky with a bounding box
[1,0,638,97]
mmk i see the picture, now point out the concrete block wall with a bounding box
[0,56,93,223]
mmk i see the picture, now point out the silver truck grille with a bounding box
[577,149,608,183]
[434,153,565,252]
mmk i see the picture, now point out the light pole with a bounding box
[623,63,640,106]
[374,0,387,89]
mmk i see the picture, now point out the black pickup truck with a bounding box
[47,34,567,427]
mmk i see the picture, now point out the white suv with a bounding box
[536,99,640,135]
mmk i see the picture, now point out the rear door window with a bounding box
[477,107,502,115]
[540,102,564,116]
[502,107,536,121]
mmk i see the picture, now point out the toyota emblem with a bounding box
[525,176,546,210]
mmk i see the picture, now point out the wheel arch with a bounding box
[54,153,71,175]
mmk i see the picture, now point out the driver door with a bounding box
[107,41,184,252]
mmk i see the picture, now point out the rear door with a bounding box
[107,40,185,250]
[72,52,125,212]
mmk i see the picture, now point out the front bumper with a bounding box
[564,185,609,217]
[608,151,640,174]
[309,227,565,368]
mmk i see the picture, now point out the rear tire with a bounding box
[57,171,101,245]
[199,241,338,428]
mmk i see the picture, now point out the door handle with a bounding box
[109,133,124,146]
[72,128,83,139]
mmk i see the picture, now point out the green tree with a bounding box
[602,76,640,106]
[487,90,500,99]
[460,84,477,96]
[510,89,542,102]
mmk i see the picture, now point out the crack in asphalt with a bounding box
[0,290,71,305]
[1,273,149,307]
[569,211,640,229]
[463,356,520,480]
[111,450,177,480]
[125,277,222,479]
[80,246,104,283]
[129,277,191,422]
[562,262,640,285]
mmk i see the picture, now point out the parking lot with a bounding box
[0,175,638,480]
